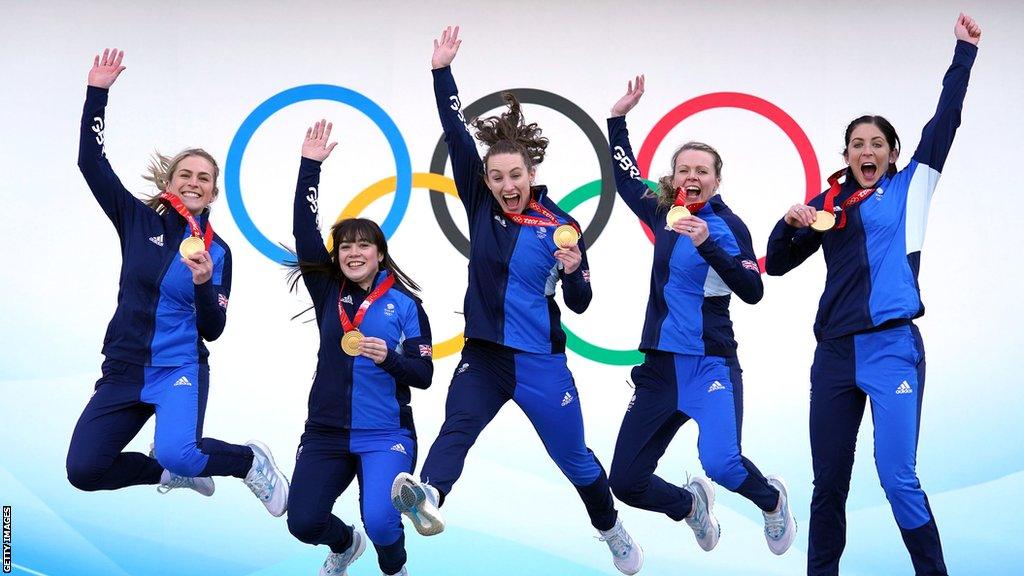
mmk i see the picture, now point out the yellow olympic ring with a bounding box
[328,172,465,360]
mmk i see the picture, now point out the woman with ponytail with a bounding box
[390,26,643,575]
[605,75,796,557]
[286,120,433,576]
[765,14,982,576]
[66,49,289,518]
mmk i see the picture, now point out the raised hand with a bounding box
[302,119,338,162]
[672,215,709,246]
[432,25,462,69]
[954,13,982,46]
[88,48,126,89]
[611,75,645,117]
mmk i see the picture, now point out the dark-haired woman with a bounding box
[390,26,642,574]
[605,75,796,556]
[765,14,981,576]
[66,49,289,516]
[286,120,433,576]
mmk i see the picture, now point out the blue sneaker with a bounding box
[598,518,644,575]
[684,475,720,551]
[320,529,366,576]
[244,440,289,517]
[763,475,797,555]
[391,472,445,536]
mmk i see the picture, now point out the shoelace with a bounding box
[597,527,632,558]
[157,475,194,494]
[245,463,274,501]
[764,507,787,539]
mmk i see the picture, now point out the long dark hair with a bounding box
[287,218,420,294]
[472,92,549,170]
[843,115,901,176]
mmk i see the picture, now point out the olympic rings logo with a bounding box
[225,85,820,366]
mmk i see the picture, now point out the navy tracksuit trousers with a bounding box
[287,428,415,575]
[66,359,253,490]
[420,339,617,531]
[609,352,779,520]
[808,323,946,576]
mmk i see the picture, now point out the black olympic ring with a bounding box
[428,88,617,257]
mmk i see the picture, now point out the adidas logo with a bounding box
[173,376,192,387]
[390,443,407,455]
[149,234,164,247]
[561,391,575,406]
[707,381,725,393]
[895,380,913,395]
[341,294,353,304]
[494,214,507,227]
[626,393,637,412]
[456,363,470,375]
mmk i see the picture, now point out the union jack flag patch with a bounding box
[419,344,433,357]
[218,294,229,309]
[741,260,760,273]
[582,269,591,283]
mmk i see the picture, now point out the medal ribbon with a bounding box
[504,199,581,235]
[822,169,876,230]
[160,192,214,249]
[337,273,396,333]
[672,187,707,214]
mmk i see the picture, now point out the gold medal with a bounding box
[340,330,364,356]
[666,205,691,227]
[179,236,206,258]
[811,211,836,232]
[553,224,579,249]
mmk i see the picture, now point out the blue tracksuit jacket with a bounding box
[78,86,230,366]
[608,115,764,356]
[294,158,433,434]
[765,41,978,341]
[433,66,592,354]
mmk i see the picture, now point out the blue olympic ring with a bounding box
[224,84,412,264]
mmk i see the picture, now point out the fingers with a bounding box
[113,49,124,68]
[325,142,338,154]
[452,25,460,43]
[323,121,333,142]
[93,54,99,68]
[636,74,645,94]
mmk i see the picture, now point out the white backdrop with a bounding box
[2,1,1022,575]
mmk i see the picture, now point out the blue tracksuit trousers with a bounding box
[808,323,946,576]
[287,428,415,575]
[609,352,779,519]
[419,339,617,531]
[66,359,253,489]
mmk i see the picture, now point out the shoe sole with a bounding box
[391,473,445,536]
[247,440,289,517]
[689,476,721,552]
[765,475,797,555]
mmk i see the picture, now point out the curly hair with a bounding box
[472,92,549,169]
[650,141,723,207]
[142,148,220,213]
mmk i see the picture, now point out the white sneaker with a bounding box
[391,472,445,536]
[157,471,215,497]
[384,567,409,576]
[763,475,797,555]
[598,518,644,575]
[152,443,215,497]
[243,440,289,517]
[684,475,720,551]
[320,529,366,576]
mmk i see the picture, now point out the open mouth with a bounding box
[685,185,702,200]
[345,261,366,271]
[860,162,877,182]
[181,190,202,200]
[502,192,522,212]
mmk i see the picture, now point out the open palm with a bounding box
[88,48,126,89]
[611,75,645,117]
[432,25,462,69]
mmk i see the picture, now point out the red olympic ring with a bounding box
[634,92,821,272]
